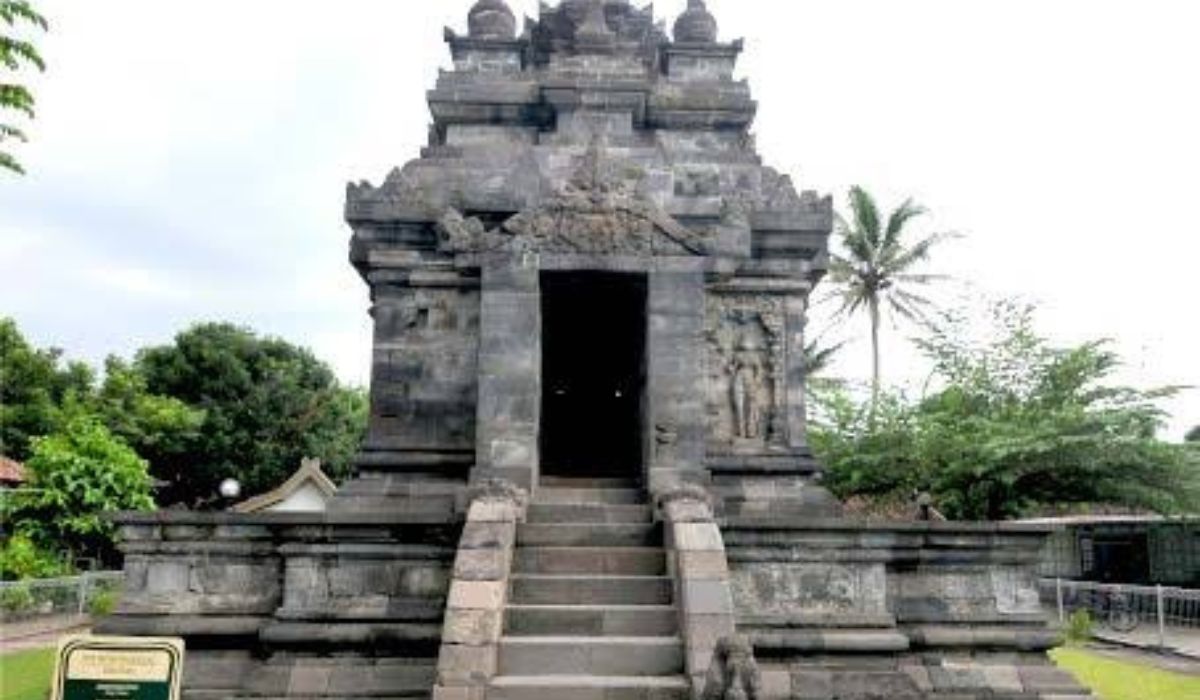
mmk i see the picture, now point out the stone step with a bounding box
[517,523,661,548]
[539,476,642,490]
[527,503,652,524]
[488,674,690,700]
[505,604,678,637]
[514,547,666,576]
[497,636,684,677]
[510,575,673,606]
[534,488,646,505]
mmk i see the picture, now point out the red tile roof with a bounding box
[0,456,27,484]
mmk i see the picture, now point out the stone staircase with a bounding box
[488,477,689,700]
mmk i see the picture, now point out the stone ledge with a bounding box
[751,629,911,653]
[112,510,458,526]
[722,517,1053,534]
[95,614,265,637]
[260,622,442,649]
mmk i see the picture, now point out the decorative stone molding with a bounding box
[701,635,761,700]
[431,482,528,699]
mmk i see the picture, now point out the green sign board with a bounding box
[51,636,184,700]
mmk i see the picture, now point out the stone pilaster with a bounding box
[473,256,541,490]
[646,269,709,493]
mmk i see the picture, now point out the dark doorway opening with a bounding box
[540,272,646,479]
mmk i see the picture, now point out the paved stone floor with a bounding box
[1094,625,1200,663]
[0,615,88,653]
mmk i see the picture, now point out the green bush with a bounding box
[0,583,36,616]
[1066,608,1094,643]
[87,586,120,617]
[0,533,68,581]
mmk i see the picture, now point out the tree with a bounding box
[0,317,93,460]
[8,414,154,566]
[826,186,953,401]
[803,337,845,379]
[1187,426,1200,443]
[1,0,47,174]
[94,356,206,497]
[135,323,367,506]
[810,300,1199,520]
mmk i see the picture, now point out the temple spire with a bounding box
[575,0,617,52]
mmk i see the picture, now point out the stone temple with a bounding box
[100,2,1094,698]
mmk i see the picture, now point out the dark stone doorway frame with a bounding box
[539,271,647,479]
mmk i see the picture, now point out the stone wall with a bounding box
[99,512,460,700]
[722,518,1092,699]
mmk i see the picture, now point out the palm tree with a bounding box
[803,337,845,379]
[827,186,952,400]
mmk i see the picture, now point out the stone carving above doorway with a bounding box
[706,294,787,451]
[436,137,712,256]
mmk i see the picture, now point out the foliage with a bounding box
[0,533,68,580]
[826,186,953,398]
[93,356,206,495]
[0,646,56,700]
[1,0,48,174]
[1187,425,1200,443]
[0,318,93,461]
[0,582,34,615]
[1050,647,1200,700]
[87,585,119,616]
[8,415,154,565]
[810,300,1199,520]
[1064,609,1093,644]
[803,337,845,379]
[135,323,367,506]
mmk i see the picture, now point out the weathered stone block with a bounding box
[681,579,733,615]
[459,521,515,550]
[671,522,724,551]
[447,580,506,610]
[436,644,498,685]
[453,548,509,581]
[442,608,503,645]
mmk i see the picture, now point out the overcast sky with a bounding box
[1,0,1196,438]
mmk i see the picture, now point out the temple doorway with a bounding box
[540,271,646,479]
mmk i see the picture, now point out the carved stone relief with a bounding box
[437,137,712,256]
[706,294,787,451]
[729,563,887,617]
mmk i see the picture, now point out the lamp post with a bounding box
[218,478,241,509]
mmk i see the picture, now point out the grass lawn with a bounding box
[0,647,54,700]
[1052,646,1200,700]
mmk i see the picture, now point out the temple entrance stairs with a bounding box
[488,476,689,700]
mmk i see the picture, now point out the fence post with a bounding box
[77,573,89,616]
[1157,585,1166,649]
[1056,578,1065,624]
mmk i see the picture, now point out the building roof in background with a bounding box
[232,458,337,513]
[1015,514,1198,526]
[0,456,26,484]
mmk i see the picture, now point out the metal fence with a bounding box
[1040,578,1200,647]
[0,571,124,623]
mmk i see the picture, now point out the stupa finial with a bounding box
[468,0,517,40]
[674,0,719,43]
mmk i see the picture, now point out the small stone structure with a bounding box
[102,2,1093,697]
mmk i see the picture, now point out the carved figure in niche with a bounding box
[729,324,769,440]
